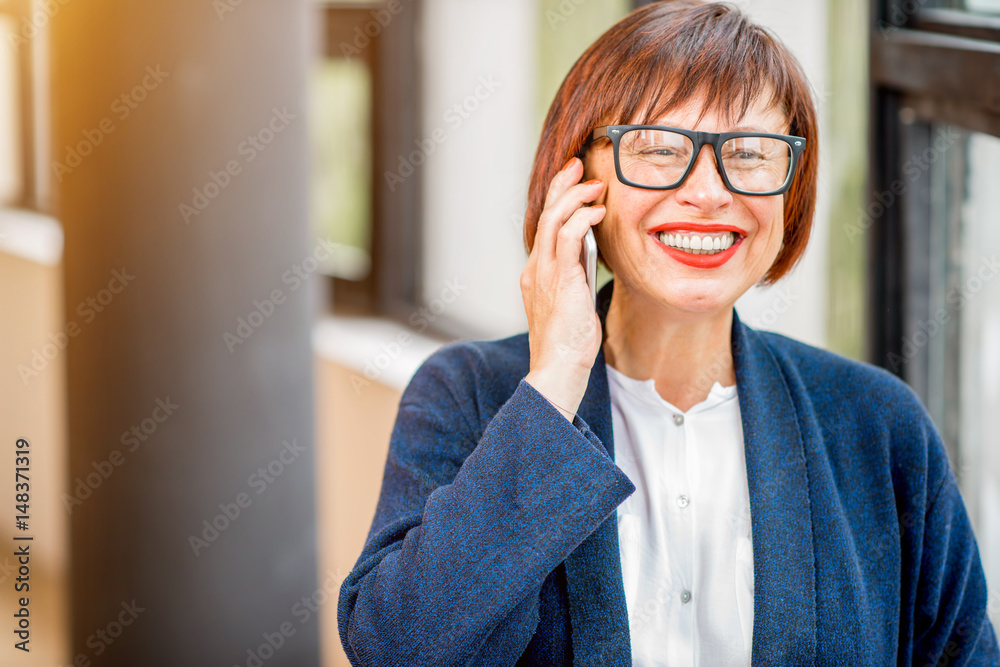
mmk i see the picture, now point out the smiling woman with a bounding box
[336,2,999,665]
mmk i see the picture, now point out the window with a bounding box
[0,0,40,211]
[869,0,1000,627]
[312,1,631,338]
[312,1,421,318]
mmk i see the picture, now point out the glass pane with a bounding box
[720,137,792,192]
[0,15,23,206]
[961,0,1000,13]
[949,129,1000,629]
[923,0,1000,14]
[619,129,693,187]
[308,58,371,280]
[909,121,1000,629]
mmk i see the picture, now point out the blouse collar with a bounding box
[605,363,737,414]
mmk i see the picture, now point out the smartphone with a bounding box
[580,227,597,310]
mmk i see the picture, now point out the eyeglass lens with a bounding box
[617,129,792,192]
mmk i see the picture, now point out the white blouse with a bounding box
[606,364,753,667]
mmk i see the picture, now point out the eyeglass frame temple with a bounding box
[585,124,806,196]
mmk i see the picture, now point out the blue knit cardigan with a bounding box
[338,278,999,666]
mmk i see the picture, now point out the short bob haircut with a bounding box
[523,0,819,287]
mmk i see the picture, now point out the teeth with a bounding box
[657,231,737,255]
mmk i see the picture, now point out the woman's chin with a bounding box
[648,278,735,311]
[613,272,737,316]
[649,289,734,317]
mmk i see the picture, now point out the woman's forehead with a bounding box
[629,90,789,133]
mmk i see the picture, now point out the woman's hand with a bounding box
[521,157,607,421]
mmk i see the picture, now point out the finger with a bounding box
[535,178,606,263]
[542,157,583,212]
[534,203,604,297]
[548,178,607,230]
[554,204,605,276]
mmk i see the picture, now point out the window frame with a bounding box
[868,0,1000,467]
[1,0,40,211]
[319,2,424,322]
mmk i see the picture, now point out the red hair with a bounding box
[523,0,819,286]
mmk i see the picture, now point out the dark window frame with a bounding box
[868,0,1000,465]
[319,2,424,324]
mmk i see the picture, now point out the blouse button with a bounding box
[673,413,684,426]
[680,590,692,604]
[676,495,689,508]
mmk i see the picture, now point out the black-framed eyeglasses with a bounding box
[586,125,806,196]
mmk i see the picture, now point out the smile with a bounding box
[650,230,745,268]
[657,230,737,255]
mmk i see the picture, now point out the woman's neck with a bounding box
[602,283,736,413]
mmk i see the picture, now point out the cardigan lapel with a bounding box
[563,278,632,667]
[730,301,817,665]
[563,278,817,666]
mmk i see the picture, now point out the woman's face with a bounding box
[584,90,790,318]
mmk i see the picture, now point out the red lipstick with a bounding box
[649,223,746,269]
[649,222,746,235]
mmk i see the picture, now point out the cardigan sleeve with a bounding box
[337,344,635,667]
[911,469,1000,665]
[905,405,1000,665]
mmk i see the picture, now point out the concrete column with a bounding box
[51,1,319,664]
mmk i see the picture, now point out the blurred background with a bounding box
[0,0,997,664]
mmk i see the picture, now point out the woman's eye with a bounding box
[737,151,762,159]
[640,147,683,158]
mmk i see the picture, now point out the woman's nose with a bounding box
[673,145,733,210]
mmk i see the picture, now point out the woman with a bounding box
[338,2,999,665]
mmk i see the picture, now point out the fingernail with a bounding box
[563,158,576,171]
[592,204,605,210]
[583,179,602,186]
